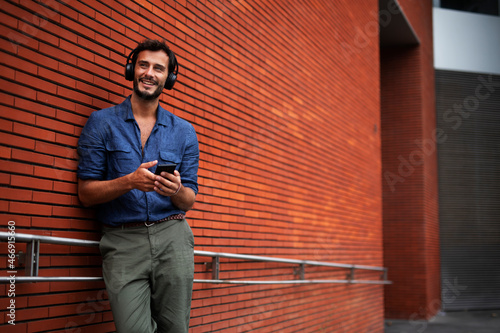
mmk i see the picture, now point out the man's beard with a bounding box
[133,76,164,100]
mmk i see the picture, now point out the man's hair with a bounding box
[132,39,175,73]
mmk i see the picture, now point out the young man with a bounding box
[77,39,199,332]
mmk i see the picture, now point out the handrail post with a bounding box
[347,267,355,283]
[382,268,388,281]
[294,263,305,280]
[212,256,220,280]
[25,240,40,277]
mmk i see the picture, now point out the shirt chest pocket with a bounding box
[159,151,182,169]
[105,141,136,176]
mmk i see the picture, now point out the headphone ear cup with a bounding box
[125,63,134,81]
[164,72,177,90]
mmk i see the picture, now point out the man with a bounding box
[77,39,199,332]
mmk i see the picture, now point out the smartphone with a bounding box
[154,163,177,175]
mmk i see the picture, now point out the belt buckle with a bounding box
[144,221,155,227]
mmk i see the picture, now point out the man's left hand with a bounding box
[154,170,182,196]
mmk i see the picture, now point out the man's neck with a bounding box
[130,93,159,119]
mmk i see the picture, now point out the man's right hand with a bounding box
[78,160,159,207]
[128,160,158,192]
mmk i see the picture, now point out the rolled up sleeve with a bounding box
[77,112,106,180]
[180,124,200,195]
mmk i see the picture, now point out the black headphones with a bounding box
[124,46,178,90]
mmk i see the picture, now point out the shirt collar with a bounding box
[121,95,169,127]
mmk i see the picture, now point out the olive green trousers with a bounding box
[100,219,194,333]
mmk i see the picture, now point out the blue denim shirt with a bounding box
[77,96,199,226]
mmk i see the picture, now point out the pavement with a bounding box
[384,311,500,333]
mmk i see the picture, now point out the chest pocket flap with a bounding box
[159,151,181,165]
[105,141,134,175]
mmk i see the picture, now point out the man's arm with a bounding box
[170,183,196,212]
[78,160,158,207]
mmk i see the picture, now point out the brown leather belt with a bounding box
[110,214,185,228]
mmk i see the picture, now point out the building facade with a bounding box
[433,1,500,311]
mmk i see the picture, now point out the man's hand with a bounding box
[153,170,182,196]
[130,160,158,192]
[78,160,159,207]
[153,170,196,211]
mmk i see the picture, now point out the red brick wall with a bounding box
[1,0,385,331]
[381,0,440,320]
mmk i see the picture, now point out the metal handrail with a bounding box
[0,231,391,285]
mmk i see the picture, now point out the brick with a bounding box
[32,191,74,205]
[55,133,78,147]
[94,53,122,75]
[0,10,18,30]
[0,64,15,81]
[0,35,19,56]
[62,0,94,19]
[11,148,54,166]
[57,83,92,104]
[0,78,37,100]
[0,147,11,160]
[45,19,78,43]
[26,314,100,332]
[55,110,87,127]
[0,92,14,106]
[0,159,34,176]
[57,61,94,84]
[76,81,109,101]
[13,306,49,322]
[0,118,13,132]
[76,17,111,42]
[54,156,78,171]
[18,0,61,21]
[17,45,58,71]
[11,174,53,191]
[21,21,61,48]
[37,91,76,112]
[35,141,77,159]
[36,115,75,135]
[52,180,77,194]
[38,67,76,88]
[14,97,57,118]
[52,205,94,219]
[9,201,52,216]
[77,58,110,80]
[13,122,56,142]
[0,187,32,201]
[111,10,139,32]
[34,165,76,182]
[31,216,70,229]
[96,12,125,34]
[39,41,78,65]
[59,39,95,61]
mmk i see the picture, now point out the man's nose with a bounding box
[144,65,155,77]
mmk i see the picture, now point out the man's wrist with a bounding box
[172,183,182,196]
[123,173,135,191]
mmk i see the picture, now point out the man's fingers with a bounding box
[138,160,158,180]
[140,160,158,169]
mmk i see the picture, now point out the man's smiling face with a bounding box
[133,49,169,101]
